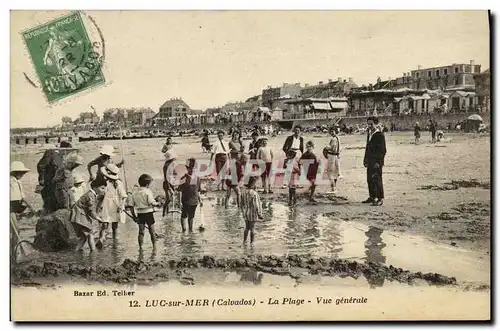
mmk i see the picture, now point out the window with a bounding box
[454,67,459,73]
[435,70,440,77]
[444,68,448,75]
[428,71,432,77]
[465,65,471,73]
[475,66,481,73]
[416,73,420,79]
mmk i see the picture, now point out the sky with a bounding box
[10,10,490,128]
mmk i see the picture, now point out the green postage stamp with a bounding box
[22,11,105,103]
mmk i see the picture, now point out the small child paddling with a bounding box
[240,176,263,245]
[70,178,107,252]
[129,174,161,252]
[299,141,319,203]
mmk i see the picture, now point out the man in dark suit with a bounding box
[282,126,304,155]
[363,117,386,206]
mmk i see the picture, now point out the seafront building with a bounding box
[53,59,489,132]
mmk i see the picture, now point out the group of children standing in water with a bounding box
[11,125,343,256]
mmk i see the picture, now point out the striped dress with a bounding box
[240,188,263,223]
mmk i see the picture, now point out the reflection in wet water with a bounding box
[363,226,387,288]
[21,196,489,284]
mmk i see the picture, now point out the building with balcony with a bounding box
[262,82,302,108]
[300,77,357,99]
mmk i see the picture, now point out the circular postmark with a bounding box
[22,11,106,103]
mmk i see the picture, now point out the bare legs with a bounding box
[225,186,241,209]
[243,220,255,244]
[97,222,119,248]
[138,224,157,251]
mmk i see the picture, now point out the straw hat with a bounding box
[66,154,84,165]
[73,173,85,184]
[58,141,73,148]
[11,161,30,173]
[100,145,115,157]
[100,164,120,180]
[164,150,177,162]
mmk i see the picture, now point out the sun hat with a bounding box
[11,161,30,173]
[58,141,73,148]
[164,150,177,162]
[66,154,84,165]
[100,145,115,157]
[100,164,120,180]
[73,173,85,184]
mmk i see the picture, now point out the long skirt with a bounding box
[101,184,124,223]
[327,154,341,181]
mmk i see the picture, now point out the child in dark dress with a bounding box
[285,150,300,206]
[299,141,319,203]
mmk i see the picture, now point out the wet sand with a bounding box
[10,131,491,289]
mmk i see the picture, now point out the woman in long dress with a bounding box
[96,164,127,248]
[325,127,341,194]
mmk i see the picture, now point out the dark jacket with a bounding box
[282,135,304,154]
[37,150,63,186]
[364,131,386,167]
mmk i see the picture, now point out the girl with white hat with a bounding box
[10,161,34,253]
[96,163,127,248]
[87,145,124,181]
[53,154,84,210]
[70,173,87,207]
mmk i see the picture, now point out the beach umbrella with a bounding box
[467,114,483,122]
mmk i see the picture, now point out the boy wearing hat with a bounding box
[10,161,34,253]
[53,154,84,210]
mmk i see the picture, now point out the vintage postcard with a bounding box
[10,10,491,322]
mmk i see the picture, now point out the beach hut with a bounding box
[464,114,483,132]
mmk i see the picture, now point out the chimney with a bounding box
[319,81,323,85]
[338,77,342,82]
[403,73,406,77]
[328,79,332,83]
[470,60,475,66]
[417,65,422,70]
[305,83,309,88]
[349,77,353,82]
[377,77,381,83]
[267,85,272,89]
